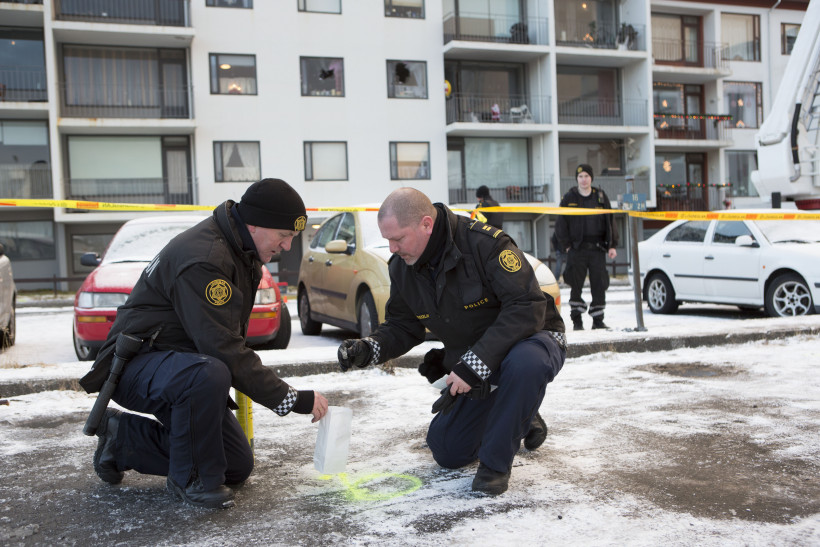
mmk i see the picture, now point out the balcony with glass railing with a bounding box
[559,174,649,201]
[0,67,47,102]
[653,39,728,71]
[654,115,731,142]
[0,163,52,199]
[64,177,194,206]
[555,21,645,51]
[446,93,549,125]
[60,82,191,119]
[449,176,553,204]
[443,12,548,46]
[557,97,647,126]
[53,0,190,27]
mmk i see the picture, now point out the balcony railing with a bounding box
[446,93,549,124]
[0,67,48,102]
[0,164,52,199]
[443,12,548,46]
[656,185,721,211]
[654,115,730,141]
[65,177,194,206]
[2,0,43,4]
[653,40,728,70]
[54,0,190,27]
[559,175,650,201]
[557,97,647,126]
[555,21,645,51]
[449,176,552,204]
[60,82,191,119]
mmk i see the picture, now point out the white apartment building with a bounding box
[0,0,809,287]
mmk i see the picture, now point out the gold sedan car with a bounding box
[297,210,561,337]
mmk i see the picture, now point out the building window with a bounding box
[559,140,622,178]
[724,82,762,129]
[298,0,341,13]
[304,142,348,181]
[214,141,261,182]
[387,60,427,99]
[300,57,344,97]
[209,54,257,95]
[651,13,701,65]
[0,120,51,199]
[0,28,46,102]
[554,0,616,47]
[556,66,621,124]
[503,220,532,253]
[385,0,424,19]
[726,150,759,197]
[721,13,760,61]
[390,142,430,180]
[206,0,253,7]
[781,23,800,55]
[0,220,55,261]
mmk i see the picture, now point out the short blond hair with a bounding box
[378,187,436,227]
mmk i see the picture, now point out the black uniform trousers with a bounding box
[564,246,610,322]
[426,331,565,473]
[111,350,254,491]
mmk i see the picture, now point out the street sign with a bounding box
[621,193,647,211]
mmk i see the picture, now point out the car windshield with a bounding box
[359,211,389,249]
[754,219,820,244]
[102,220,199,264]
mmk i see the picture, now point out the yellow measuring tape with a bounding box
[1,198,818,219]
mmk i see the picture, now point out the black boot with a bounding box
[524,412,548,450]
[572,318,584,331]
[167,476,235,509]
[592,317,608,329]
[471,462,511,495]
[93,408,123,484]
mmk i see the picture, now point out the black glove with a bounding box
[452,359,492,400]
[431,387,458,415]
[418,348,447,384]
[337,339,372,372]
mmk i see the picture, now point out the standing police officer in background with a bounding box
[80,178,329,509]
[337,187,565,495]
[474,185,504,230]
[555,164,618,330]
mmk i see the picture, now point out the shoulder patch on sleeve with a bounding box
[205,279,232,306]
[498,249,522,272]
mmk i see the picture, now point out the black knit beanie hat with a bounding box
[576,164,594,182]
[238,178,307,231]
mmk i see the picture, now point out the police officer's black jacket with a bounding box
[365,204,564,383]
[555,186,619,251]
[79,201,297,415]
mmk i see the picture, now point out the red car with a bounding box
[72,215,290,360]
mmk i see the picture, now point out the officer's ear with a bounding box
[421,215,435,235]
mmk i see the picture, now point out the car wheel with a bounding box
[73,327,98,361]
[764,273,813,317]
[1,298,15,349]
[357,291,379,337]
[298,290,322,335]
[268,304,292,349]
[646,272,679,314]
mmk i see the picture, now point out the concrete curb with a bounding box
[4,324,815,399]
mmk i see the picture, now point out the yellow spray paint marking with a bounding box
[319,472,422,502]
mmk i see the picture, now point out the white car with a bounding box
[635,213,820,317]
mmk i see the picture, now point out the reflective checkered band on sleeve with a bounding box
[461,350,491,381]
[363,337,380,365]
[548,331,567,352]
[274,386,298,416]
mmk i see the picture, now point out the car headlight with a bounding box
[255,288,276,305]
[77,292,129,309]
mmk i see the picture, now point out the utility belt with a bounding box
[578,241,606,252]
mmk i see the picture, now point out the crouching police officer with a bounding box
[80,178,329,509]
[337,188,565,495]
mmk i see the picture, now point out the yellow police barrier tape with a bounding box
[2,198,819,220]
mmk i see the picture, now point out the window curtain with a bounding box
[306,142,347,180]
[722,14,756,61]
[217,142,260,182]
[652,14,683,62]
[63,46,158,106]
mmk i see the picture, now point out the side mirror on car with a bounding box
[325,239,353,255]
[735,235,759,248]
[80,252,102,267]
